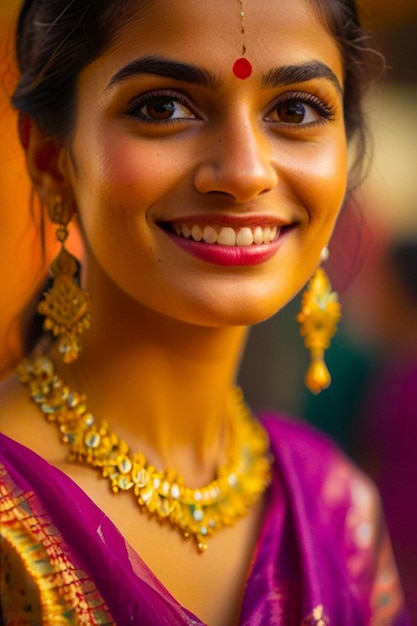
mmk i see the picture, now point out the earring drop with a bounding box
[297,251,341,394]
[320,246,329,262]
[232,0,252,79]
[38,196,91,363]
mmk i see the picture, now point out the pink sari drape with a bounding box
[0,414,410,624]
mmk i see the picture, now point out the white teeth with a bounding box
[191,225,203,241]
[176,223,279,246]
[202,225,217,244]
[253,226,264,245]
[236,227,254,247]
[217,227,236,246]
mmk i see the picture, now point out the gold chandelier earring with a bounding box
[297,248,341,394]
[38,195,91,363]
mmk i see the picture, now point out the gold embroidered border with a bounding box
[0,463,114,625]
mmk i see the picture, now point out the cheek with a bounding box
[303,133,347,218]
[68,133,193,308]
[71,135,177,248]
[296,134,348,225]
[275,133,348,289]
[94,136,181,201]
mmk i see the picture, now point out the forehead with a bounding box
[96,0,343,84]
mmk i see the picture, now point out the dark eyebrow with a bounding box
[108,55,217,89]
[108,55,343,95]
[262,60,343,94]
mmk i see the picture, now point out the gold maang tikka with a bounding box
[297,251,341,394]
[38,196,91,363]
[232,0,252,79]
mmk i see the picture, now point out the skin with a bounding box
[0,1,347,624]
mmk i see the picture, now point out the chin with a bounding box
[181,294,292,329]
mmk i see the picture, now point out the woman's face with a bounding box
[61,0,347,327]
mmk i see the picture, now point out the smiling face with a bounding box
[60,0,347,327]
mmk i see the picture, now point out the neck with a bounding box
[50,284,249,484]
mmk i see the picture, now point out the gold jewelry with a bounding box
[232,0,252,79]
[297,266,341,394]
[38,196,91,363]
[18,355,272,553]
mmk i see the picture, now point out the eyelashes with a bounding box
[269,91,337,125]
[124,88,338,128]
[125,90,198,125]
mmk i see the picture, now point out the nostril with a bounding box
[206,190,235,198]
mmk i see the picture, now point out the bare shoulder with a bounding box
[0,372,62,463]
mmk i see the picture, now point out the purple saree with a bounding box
[0,414,410,625]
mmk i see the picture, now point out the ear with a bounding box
[19,113,73,207]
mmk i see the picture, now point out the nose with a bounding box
[193,116,278,203]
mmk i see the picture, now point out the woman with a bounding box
[0,0,409,624]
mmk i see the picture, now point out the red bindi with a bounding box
[232,57,253,80]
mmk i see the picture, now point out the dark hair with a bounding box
[13,0,377,188]
[12,0,141,138]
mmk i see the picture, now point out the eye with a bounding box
[266,93,336,126]
[126,91,197,123]
[275,101,317,124]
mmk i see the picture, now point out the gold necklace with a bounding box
[18,356,272,552]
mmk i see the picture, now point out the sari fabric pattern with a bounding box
[0,414,410,625]
[0,463,114,625]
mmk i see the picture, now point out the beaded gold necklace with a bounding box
[18,356,272,552]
